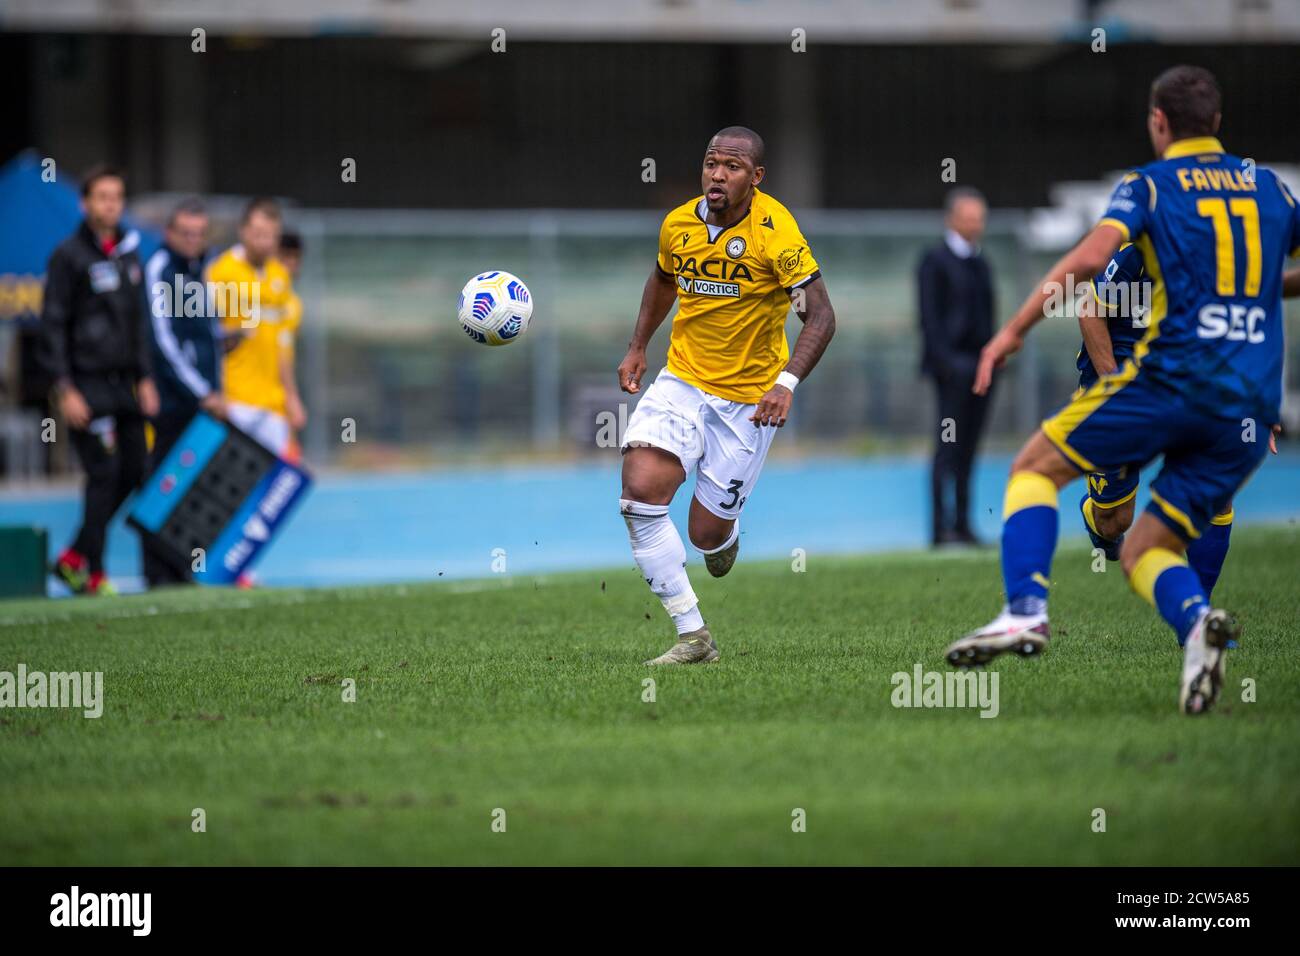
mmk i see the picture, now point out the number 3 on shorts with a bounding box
[720,478,746,510]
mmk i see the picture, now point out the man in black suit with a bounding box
[917,187,995,547]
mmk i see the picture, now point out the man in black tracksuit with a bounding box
[141,197,225,587]
[39,166,159,594]
[917,187,996,547]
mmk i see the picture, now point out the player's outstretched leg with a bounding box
[1123,513,1238,715]
[946,431,1075,667]
[1186,506,1233,601]
[621,447,718,666]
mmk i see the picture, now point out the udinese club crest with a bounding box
[725,237,747,259]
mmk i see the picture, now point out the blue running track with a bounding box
[3,453,1298,592]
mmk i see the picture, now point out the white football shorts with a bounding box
[225,401,291,457]
[621,370,778,518]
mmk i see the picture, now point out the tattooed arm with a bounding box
[750,276,836,427]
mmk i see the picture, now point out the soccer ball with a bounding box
[457,271,533,346]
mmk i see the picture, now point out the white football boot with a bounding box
[945,606,1050,667]
[1179,608,1238,716]
[643,626,720,665]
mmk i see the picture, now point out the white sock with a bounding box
[693,517,739,555]
[620,499,705,634]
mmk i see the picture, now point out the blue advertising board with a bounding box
[128,413,311,584]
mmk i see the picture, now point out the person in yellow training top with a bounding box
[616,126,837,666]
[277,230,306,463]
[206,198,307,456]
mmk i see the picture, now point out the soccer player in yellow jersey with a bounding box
[617,127,837,665]
[206,198,307,456]
[277,230,306,463]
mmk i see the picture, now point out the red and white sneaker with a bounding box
[946,606,1050,667]
[1180,608,1238,716]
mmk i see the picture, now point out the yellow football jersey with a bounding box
[206,246,296,414]
[282,289,302,361]
[656,188,820,403]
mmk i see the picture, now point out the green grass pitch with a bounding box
[2,526,1298,865]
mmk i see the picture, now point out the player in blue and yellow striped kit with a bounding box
[1076,244,1244,598]
[945,66,1300,714]
[1074,243,1147,558]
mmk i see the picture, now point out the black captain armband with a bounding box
[787,270,822,292]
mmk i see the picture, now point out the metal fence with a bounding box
[287,207,1143,466]
[9,206,1298,476]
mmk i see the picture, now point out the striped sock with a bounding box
[1130,547,1208,646]
[1001,471,1059,616]
[1186,511,1232,600]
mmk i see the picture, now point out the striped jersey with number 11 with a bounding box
[1097,137,1300,424]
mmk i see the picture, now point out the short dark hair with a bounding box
[81,164,126,198]
[241,196,282,225]
[710,126,765,167]
[1150,65,1221,139]
[279,231,302,253]
[168,196,207,227]
[944,186,986,215]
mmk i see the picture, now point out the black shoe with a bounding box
[932,529,963,548]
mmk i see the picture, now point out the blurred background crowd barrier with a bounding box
[2,2,1300,480]
[6,201,1299,477]
[189,207,1144,463]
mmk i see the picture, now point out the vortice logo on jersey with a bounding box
[678,275,741,298]
[726,237,746,259]
[1197,303,1267,343]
